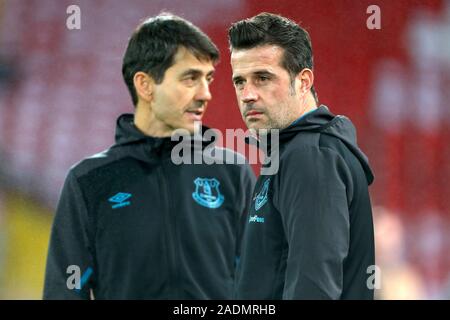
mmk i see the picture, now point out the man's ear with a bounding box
[133,71,154,104]
[295,68,314,96]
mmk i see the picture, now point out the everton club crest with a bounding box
[255,178,270,211]
[192,177,224,209]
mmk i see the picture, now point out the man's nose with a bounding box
[241,84,258,104]
[195,80,212,102]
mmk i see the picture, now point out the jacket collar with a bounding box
[112,113,216,163]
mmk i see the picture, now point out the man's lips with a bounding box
[185,109,204,121]
[245,110,264,117]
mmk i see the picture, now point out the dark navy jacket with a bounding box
[43,114,255,299]
[236,105,375,300]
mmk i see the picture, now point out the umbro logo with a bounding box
[108,192,132,209]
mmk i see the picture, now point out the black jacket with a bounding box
[43,114,255,299]
[235,105,375,300]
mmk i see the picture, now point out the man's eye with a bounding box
[183,76,197,85]
[234,79,244,87]
[258,76,270,82]
[207,77,214,84]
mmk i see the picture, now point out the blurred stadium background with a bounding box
[0,0,449,299]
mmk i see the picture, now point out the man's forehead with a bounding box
[231,45,284,73]
[172,47,215,73]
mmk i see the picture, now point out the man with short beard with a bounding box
[229,13,375,300]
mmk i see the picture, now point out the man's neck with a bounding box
[280,94,318,130]
[300,93,318,117]
[290,94,318,125]
[134,103,173,137]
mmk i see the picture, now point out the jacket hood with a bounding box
[282,105,374,184]
[111,113,215,163]
[114,113,174,147]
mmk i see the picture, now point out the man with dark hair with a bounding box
[229,13,375,299]
[43,13,255,299]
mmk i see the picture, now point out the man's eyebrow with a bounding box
[253,70,275,77]
[180,69,215,78]
[232,70,276,82]
[232,74,244,82]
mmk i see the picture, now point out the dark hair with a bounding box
[228,12,318,102]
[122,13,219,106]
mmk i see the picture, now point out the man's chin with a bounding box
[175,121,202,135]
[245,120,268,131]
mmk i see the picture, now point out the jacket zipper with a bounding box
[158,165,180,299]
